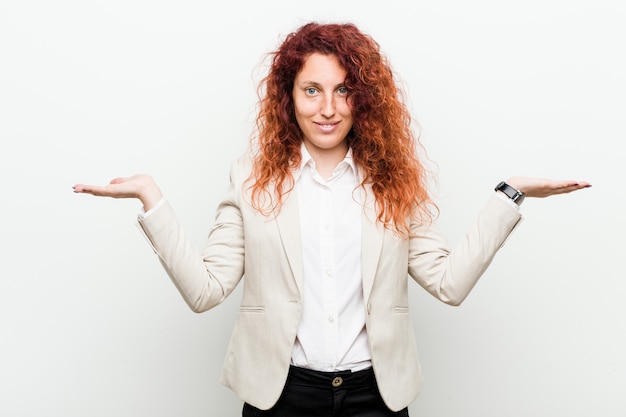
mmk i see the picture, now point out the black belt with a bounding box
[287,365,375,390]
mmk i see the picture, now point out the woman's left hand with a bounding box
[505,177,591,198]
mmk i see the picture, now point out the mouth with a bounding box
[315,121,339,132]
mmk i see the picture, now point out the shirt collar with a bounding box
[294,143,358,182]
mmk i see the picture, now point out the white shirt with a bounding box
[290,146,372,372]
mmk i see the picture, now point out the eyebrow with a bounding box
[296,80,346,89]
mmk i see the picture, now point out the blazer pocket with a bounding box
[393,306,409,314]
[239,306,265,313]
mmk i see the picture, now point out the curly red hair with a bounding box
[250,22,436,236]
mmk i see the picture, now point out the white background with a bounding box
[1,1,624,416]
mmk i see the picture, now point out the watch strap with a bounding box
[495,181,525,204]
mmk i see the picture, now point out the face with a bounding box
[292,52,353,165]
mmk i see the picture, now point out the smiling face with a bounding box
[292,52,354,169]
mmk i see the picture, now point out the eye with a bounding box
[337,86,348,95]
[305,87,318,95]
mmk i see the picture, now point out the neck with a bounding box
[304,144,348,180]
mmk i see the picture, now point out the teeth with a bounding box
[316,122,336,132]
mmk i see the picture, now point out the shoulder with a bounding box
[228,154,254,182]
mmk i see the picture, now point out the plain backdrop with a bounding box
[1,0,624,416]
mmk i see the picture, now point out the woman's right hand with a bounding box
[73,174,163,212]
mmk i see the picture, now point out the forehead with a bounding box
[295,52,347,83]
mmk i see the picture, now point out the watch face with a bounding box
[495,182,524,203]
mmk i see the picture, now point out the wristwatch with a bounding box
[495,181,525,205]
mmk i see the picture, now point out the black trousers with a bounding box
[242,366,410,417]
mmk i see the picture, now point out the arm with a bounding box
[409,195,522,306]
[73,167,246,313]
[136,189,245,313]
[408,177,591,305]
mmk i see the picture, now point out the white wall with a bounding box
[1,1,624,416]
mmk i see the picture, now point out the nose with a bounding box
[320,94,336,118]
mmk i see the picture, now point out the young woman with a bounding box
[73,22,590,417]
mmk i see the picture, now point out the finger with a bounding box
[72,184,99,194]
[549,183,591,196]
[73,184,117,197]
[559,180,591,188]
[75,184,105,196]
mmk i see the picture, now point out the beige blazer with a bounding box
[137,157,522,412]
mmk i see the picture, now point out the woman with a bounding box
[73,22,590,417]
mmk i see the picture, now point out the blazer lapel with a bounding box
[361,184,384,304]
[275,187,305,297]
[273,178,384,303]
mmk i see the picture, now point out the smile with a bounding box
[315,122,339,132]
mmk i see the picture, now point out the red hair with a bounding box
[249,22,436,236]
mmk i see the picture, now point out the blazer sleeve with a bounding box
[408,194,523,306]
[135,161,246,313]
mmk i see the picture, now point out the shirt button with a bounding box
[332,376,343,387]
[328,316,334,323]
